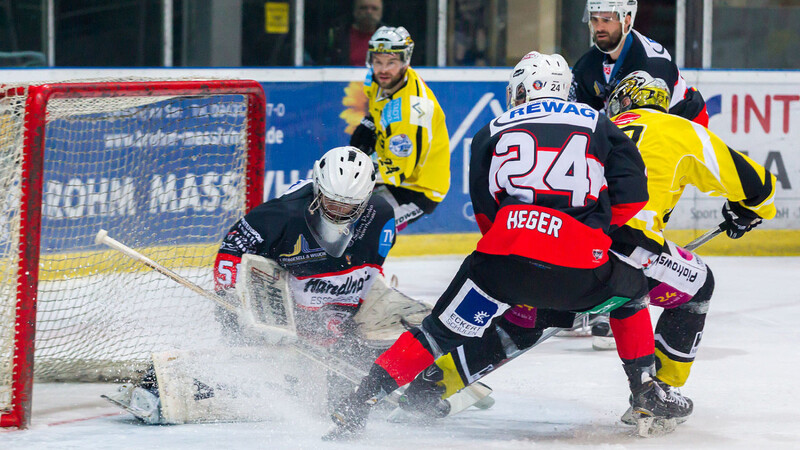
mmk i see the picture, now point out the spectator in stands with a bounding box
[322,0,384,66]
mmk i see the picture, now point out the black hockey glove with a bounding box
[721,200,762,239]
[350,116,377,155]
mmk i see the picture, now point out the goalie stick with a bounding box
[95,229,238,313]
[95,229,491,418]
[95,229,297,343]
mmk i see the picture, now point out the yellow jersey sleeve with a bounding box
[612,109,776,248]
[364,67,451,202]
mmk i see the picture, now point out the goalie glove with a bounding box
[350,115,377,155]
[721,200,762,239]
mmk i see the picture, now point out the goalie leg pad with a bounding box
[150,347,328,424]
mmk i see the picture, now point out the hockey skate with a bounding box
[396,364,451,418]
[625,376,693,437]
[323,392,373,441]
[102,384,163,425]
[556,313,592,337]
[392,363,494,421]
[590,314,616,350]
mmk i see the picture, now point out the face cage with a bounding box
[309,191,367,226]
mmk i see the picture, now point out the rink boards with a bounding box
[0,67,797,255]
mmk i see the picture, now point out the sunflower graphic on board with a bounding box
[339,81,368,135]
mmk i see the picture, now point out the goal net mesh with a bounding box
[0,81,261,414]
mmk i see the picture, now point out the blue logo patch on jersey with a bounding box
[380,98,402,129]
[438,281,509,337]
[378,218,395,257]
[454,288,500,327]
[388,134,413,157]
[365,68,374,87]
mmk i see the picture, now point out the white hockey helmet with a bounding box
[308,146,376,257]
[606,70,671,117]
[367,26,414,67]
[312,146,376,225]
[506,51,572,109]
[583,0,638,53]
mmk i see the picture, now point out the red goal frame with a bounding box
[0,79,266,429]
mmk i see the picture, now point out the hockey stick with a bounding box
[683,222,726,251]
[95,229,298,342]
[95,229,238,313]
[95,229,490,414]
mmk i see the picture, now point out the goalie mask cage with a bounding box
[0,79,266,428]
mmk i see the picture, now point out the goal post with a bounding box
[0,79,266,428]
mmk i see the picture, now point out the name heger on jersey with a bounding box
[506,209,563,237]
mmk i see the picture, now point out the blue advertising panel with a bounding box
[41,95,251,251]
[262,79,508,234]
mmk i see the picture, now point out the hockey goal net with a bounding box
[0,79,265,428]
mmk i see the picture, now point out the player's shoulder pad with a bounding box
[368,193,395,220]
[251,182,312,219]
[631,30,673,61]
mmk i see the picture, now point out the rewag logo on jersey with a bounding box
[507,100,597,120]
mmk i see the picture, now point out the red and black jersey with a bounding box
[469,99,648,269]
[570,30,708,126]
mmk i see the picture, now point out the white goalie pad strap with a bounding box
[153,347,328,424]
[236,254,297,344]
[353,273,431,344]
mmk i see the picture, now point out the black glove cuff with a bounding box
[726,200,760,220]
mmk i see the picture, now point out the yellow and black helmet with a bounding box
[367,26,414,67]
[607,70,671,117]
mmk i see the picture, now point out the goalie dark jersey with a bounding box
[570,30,707,125]
[213,181,396,340]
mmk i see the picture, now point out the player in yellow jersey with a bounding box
[349,26,450,231]
[604,71,776,425]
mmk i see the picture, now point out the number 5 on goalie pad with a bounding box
[236,254,297,344]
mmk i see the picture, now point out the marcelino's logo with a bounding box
[303,273,371,295]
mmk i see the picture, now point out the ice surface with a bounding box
[2,255,799,449]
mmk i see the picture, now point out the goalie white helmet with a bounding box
[506,51,572,109]
[583,0,638,54]
[367,26,414,67]
[307,146,376,257]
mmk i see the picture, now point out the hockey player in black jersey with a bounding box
[566,0,709,341]
[213,145,401,346]
[324,51,691,440]
[569,0,708,126]
[104,147,434,425]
